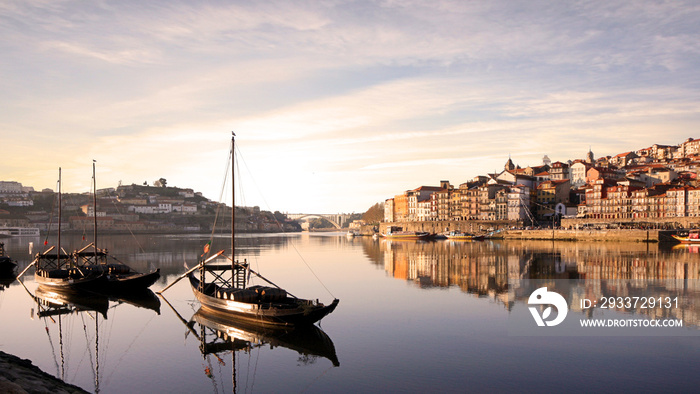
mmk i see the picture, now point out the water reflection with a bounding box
[354,237,700,329]
[0,272,15,290]
[0,234,698,392]
[161,295,339,393]
[362,238,700,286]
[19,282,161,393]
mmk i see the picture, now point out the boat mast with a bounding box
[58,167,61,269]
[231,131,236,264]
[231,132,247,289]
[93,160,98,261]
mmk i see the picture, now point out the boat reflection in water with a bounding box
[0,273,15,290]
[34,285,110,319]
[192,308,340,367]
[162,296,339,393]
[24,283,161,393]
[0,242,17,277]
[33,286,161,317]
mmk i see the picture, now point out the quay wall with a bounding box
[561,217,700,229]
[379,220,519,235]
[379,221,679,242]
[501,229,678,243]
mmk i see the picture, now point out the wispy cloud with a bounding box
[2,0,700,211]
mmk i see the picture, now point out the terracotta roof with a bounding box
[413,186,443,192]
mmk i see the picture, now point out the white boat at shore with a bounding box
[0,227,40,237]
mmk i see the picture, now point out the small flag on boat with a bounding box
[44,240,48,246]
[203,241,211,254]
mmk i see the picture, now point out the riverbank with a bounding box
[0,351,88,393]
[499,229,677,242]
[378,222,682,242]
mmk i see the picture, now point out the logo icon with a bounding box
[528,287,568,327]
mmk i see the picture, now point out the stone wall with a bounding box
[562,217,700,229]
[378,221,680,242]
[501,229,677,242]
[379,220,521,235]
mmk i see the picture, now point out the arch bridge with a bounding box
[286,213,352,229]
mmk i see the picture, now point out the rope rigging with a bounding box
[194,138,336,300]
[234,144,336,300]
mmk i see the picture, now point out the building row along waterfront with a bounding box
[384,137,700,224]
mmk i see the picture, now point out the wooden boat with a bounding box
[33,168,108,291]
[73,243,160,292]
[72,161,160,293]
[0,242,17,275]
[382,226,431,240]
[672,230,700,244]
[445,231,484,241]
[162,133,338,327]
[33,246,108,291]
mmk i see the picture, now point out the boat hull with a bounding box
[446,235,484,241]
[101,269,161,293]
[672,235,700,244]
[382,232,431,240]
[189,274,338,327]
[34,269,108,292]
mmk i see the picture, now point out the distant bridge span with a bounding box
[286,213,352,229]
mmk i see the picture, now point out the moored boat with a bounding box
[188,268,339,326]
[71,161,160,293]
[33,168,108,292]
[672,229,700,244]
[445,231,485,241]
[161,133,339,328]
[0,242,17,275]
[382,226,431,240]
[73,243,161,293]
[33,246,108,291]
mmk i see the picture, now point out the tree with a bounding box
[308,217,334,229]
[362,202,384,224]
[273,211,288,222]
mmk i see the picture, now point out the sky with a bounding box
[2,0,700,214]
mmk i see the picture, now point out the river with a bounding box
[0,233,699,393]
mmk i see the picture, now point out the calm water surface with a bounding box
[1,233,699,393]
